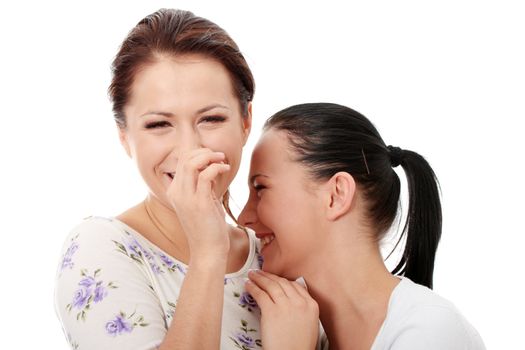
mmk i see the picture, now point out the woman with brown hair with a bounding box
[55,9,262,349]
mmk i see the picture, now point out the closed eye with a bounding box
[254,184,267,196]
[145,121,172,129]
[200,115,227,123]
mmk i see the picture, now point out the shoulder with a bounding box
[242,226,264,269]
[375,278,485,349]
[56,216,148,276]
[68,216,128,240]
[60,216,140,253]
[55,217,168,349]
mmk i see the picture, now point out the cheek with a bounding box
[130,137,173,173]
[266,193,317,232]
[203,131,244,165]
[258,195,292,228]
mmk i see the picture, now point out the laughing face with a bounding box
[239,129,324,279]
[119,54,251,208]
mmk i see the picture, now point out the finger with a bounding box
[248,270,288,302]
[289,280,314,299]
[196,163,231,199]
[175,148,214,179]
[187,150,226,172]
[257,270,303,299]
[175,149,225,194]
[244,279,273,310]
[172,149,209,198]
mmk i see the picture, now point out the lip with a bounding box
[255,232,274,239]
[256,232,275,253]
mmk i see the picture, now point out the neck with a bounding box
[303,232,400,350]
[143,194,190,259]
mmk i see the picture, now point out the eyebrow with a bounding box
[197,103,230,114]
[139,104,230,118]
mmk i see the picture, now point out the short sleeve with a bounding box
[54,218,167,349]
[389,305,486,350]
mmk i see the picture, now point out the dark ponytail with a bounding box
[265,103,442,289]
[389,149,442,289]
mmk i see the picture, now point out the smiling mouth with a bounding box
[258,234,275,251]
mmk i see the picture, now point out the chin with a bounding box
[262,262,296,280]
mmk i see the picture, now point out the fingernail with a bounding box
[248,269,259,275]
[295,276,307,288]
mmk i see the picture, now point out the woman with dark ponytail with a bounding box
[239,103,485,349]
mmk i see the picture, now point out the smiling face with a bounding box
[119,54,251,208]
[239,129,324,279]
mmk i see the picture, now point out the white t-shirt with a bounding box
[320,277,485,349]
[371,277,485,349]
[54,216,263,349]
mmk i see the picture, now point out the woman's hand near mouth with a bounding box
[167,148,231,264]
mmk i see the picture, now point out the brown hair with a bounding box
[108,8,254,128]
[109,8,255,223]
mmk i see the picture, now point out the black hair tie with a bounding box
[387,145,403,167]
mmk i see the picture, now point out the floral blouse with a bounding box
[55,216,263,349]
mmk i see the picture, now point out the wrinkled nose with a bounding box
[165,129,204,168]
[238,197,257,227]
[179,129,202,153]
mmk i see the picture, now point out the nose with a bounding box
[238,196,257,228]
[178,126,202,153]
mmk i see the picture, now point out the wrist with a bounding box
[188,253,228,272]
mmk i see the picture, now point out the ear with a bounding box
[324,172,357,221]
[118,126,132,158]
[241,102,252,145]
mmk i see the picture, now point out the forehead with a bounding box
[126,54,237,114]
[250,130,294,173]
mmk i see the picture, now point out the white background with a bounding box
[1,0,523,348]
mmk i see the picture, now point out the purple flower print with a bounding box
[106,314,133,336]
[124,237,163,274]
[66,269,117,321]
[176,264,187,275]
[156,250,187,275]
[125,237,143,257]
[230,320,261,349]
[142,249,154,261]
[127,236,154,261]
[159,253,175,268]
[78,276,96,288]
[105,311,149,336]
[257,254,264,269]
[93,284,108,303]
[239,292,258,309]
[235,333,255,348]
[61,241,79,271]
[72,287,91,309]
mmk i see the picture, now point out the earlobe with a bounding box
[242,103,253,145]
[325,172,356,221]
[118,126,132,158]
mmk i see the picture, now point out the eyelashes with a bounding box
[144,116,227,129]
[254,184,267,197]
[200,116,227,123]
[145,121,171,129]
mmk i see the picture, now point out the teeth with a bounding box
[261,235,275,247]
